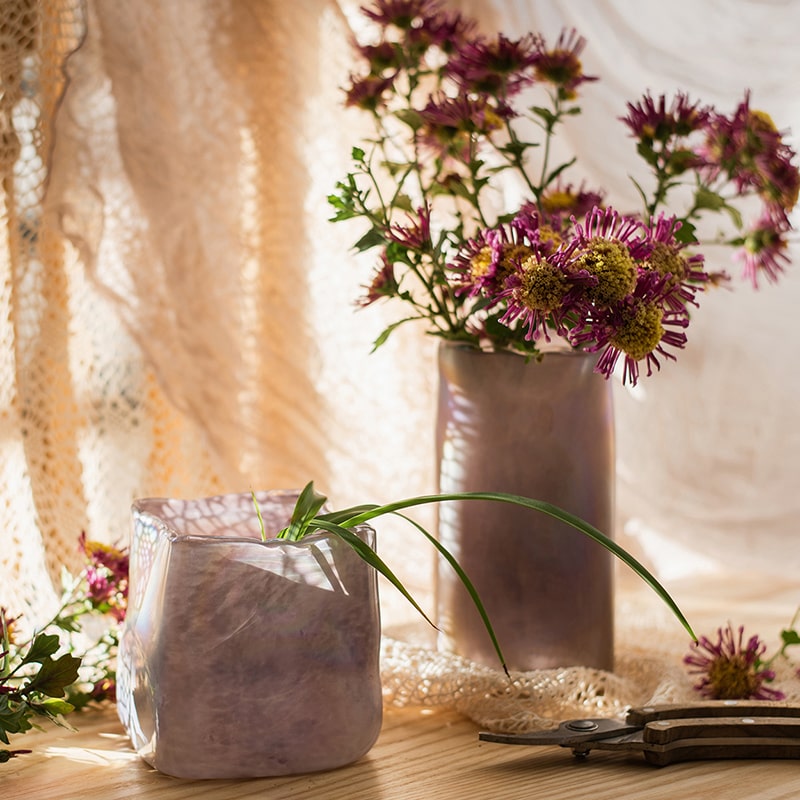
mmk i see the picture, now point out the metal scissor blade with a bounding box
[478,717,641,747]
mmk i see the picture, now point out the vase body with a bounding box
[116,490,382,779]
[435,344,615,672]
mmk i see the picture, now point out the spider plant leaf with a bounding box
[332,491,696,641]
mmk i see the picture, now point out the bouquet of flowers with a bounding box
[330,0,799,384]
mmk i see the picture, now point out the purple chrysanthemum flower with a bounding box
[573,270,689,385]
[538,181,606,226]
[702,92,800,212]
[498,247,592,343]
[359,252,398,307]
[737,205,794,287]
[387,204,432,251]
[80,532,129,622]
[361,0,443,30]
[684,623,785,701]
[417,93,505,161]
[344,73,396,112]
[445,32,539,98]
[642,213,710,313]
[621,91,712,144]
[531,28,597,99]
[571,206,649,306]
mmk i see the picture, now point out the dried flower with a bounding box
[684,623,785,701]
[79,532,129,622]
[331,1,799,384]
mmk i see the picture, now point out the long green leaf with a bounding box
[305,518,436,630]
[324,491,696,641]
[391,511,509,675]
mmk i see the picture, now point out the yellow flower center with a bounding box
[610,301,664,360]
[541,190,577,214]
[575,239,638,306]
[516,256,569,311]
[646,240,688,288]
[469,246,493,281]
[707,655,762,700]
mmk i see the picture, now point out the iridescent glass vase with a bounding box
[116,490,382,779]
[435,343,615,671]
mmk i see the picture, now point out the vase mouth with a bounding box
[131,491,374,546]
[439,340,588,358]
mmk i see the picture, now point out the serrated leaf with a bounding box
[24,653,81,698]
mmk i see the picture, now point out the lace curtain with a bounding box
[2,0,800,721]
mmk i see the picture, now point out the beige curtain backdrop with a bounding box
[2,0,799,684]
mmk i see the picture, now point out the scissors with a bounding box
[478,700,800,766]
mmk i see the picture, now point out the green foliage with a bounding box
[0,630,81,756]
[274,481,697,677]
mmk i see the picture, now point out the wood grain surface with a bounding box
[4,571,800,799]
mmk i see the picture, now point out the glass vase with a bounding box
[435,343,615,672]
[116,490,382,779]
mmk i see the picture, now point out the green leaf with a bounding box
[0,696,33,741]
[353,228,386,252]
[781,628,800,647]
[544,156,577,187]
[20,633,61,665]
[530,105,557,127]
[280,482,329,542]
[306,518,437,631]
[693,186,726,211]
[328,491,696,642]
[25,653,82,698]
[673,219,698,244]
[37,698,76,717]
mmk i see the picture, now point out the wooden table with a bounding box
[4,571,800,799]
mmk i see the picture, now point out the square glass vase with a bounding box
[116,490,382,779]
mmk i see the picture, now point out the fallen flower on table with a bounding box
[684,622,785,700]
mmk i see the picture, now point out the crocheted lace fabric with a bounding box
[2,0,799,728]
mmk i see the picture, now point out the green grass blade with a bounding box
[391,511,509,676]
[330,491,696,641]
[307,519,436,630]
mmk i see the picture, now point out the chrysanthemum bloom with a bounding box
[387,204,433,252]
[344,73,396,112]
[575,271,689,385]
[642,213,709,312]
[702,93,800,212]
[572,206,646,307]
[498,249,591,342]
[737,206,793,287]
[359,253,398,308]
[531,28,597,100]
[621,91,712,145]
[446,32,539,98]
[361,0,443,30]
[684,623,785,701]
[450,219,540,298]
[539,182,605,222]
[80,532,129,620]
[417,93,505,161]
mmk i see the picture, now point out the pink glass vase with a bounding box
[435,343,615,672]
[116,490,382,779]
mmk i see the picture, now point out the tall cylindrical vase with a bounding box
[435,343,615,672]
